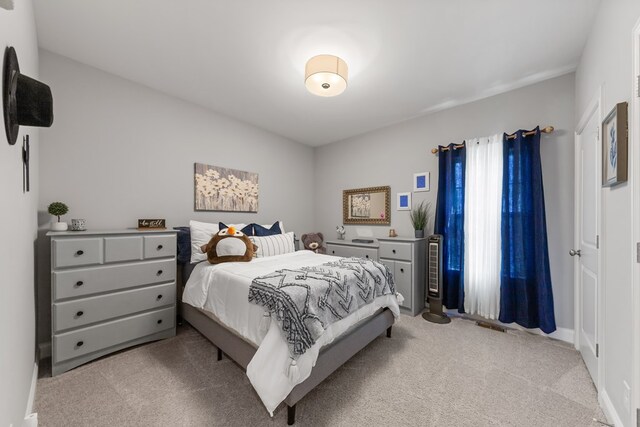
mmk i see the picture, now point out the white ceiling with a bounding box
[34,0,599,146]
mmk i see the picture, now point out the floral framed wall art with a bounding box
[602,102,628,187]
[194,163,259,212]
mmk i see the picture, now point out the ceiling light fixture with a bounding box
[304,54,348,97]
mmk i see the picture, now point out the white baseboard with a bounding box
[38,342,51,360]
[532,326,574,344]
[23,413,38,427]
[444,310,575,344]
[25,362,38,417]
[600,388,625,427]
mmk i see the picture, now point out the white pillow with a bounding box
[189,220,219,263]
[250,232,295,258]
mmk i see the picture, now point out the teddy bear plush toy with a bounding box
[301,232,326,254]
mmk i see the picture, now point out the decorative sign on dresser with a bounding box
[325,237,426,316]
[47,229,178,375]
[137,218,166,229]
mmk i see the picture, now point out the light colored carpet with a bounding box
[35,315,606,426]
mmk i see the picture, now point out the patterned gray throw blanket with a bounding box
[248,257,395,357]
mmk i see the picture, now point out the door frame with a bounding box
[574,86,603,393]
[631,17,640,427]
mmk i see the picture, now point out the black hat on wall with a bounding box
[3,46,54,145]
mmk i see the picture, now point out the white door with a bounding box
[574,103,600,385]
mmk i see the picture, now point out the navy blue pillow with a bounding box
[218,222,254,236]
[173,226,191,264]
[253,222,282,236]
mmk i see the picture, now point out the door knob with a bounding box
[569,249,582,257]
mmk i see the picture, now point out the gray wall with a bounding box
[37,51,315,349]
[575,1,640,424]
[314,73,576,331]
[0,1,40,424]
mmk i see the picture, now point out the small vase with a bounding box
[414,229,425,238]
[52,221,68,231]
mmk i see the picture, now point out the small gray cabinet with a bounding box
[378,238,426,316]
[48,229,178,376]
[325,238,426,316]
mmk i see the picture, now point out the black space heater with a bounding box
[422,234,451,324]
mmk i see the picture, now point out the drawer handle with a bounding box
[365,255,369,258]
[400,268,404,273]
[332,250,335,254]
[157,269,163,276]
[157,294,163,300]
[76,340,84,347]
[76,250,84,256]
[76,280,84,287]
[392,249,396,254]
[157,244,163,250]
[76,310,84,317]
[157,319,163,325]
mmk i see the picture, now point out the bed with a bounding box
[178,234,400,425]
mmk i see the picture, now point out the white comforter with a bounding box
[182,250,401,415]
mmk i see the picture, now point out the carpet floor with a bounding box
[35,315,606,426]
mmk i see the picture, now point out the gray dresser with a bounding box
[325,237,426,316]
[48,229,178,376]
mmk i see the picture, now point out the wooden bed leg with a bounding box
[386,326,392,338]
[287,404,296,425]
[217,347,223,361]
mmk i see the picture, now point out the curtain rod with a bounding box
[430,126,555,154]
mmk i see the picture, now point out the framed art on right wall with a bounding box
[602,102,628,187]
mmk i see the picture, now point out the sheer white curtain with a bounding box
[464,134,503,319]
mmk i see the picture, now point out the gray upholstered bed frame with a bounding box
[178,261,395,425]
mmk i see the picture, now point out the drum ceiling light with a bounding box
[304,55,348,97]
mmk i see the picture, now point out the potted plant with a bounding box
[48,202,69,231]
[409,201,432,238]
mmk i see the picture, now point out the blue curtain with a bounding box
[434,144,466,311]
[499,127,556,333]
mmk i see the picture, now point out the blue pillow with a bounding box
[218,222,254,236]
[173,226,191,264]
[253,222,282,236]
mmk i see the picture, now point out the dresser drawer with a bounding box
[104,236,143,263]
[379,241,412,261]
[53,238,103,268]
[53,306,175,363]
[53,259,176,300]
[326,244,377,260]
[53,282,176,332]
[144,234,177,259]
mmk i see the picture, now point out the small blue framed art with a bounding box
[413,172,430,192]
[397,192,411,211]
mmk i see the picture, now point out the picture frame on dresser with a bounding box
[47,229,178,376]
